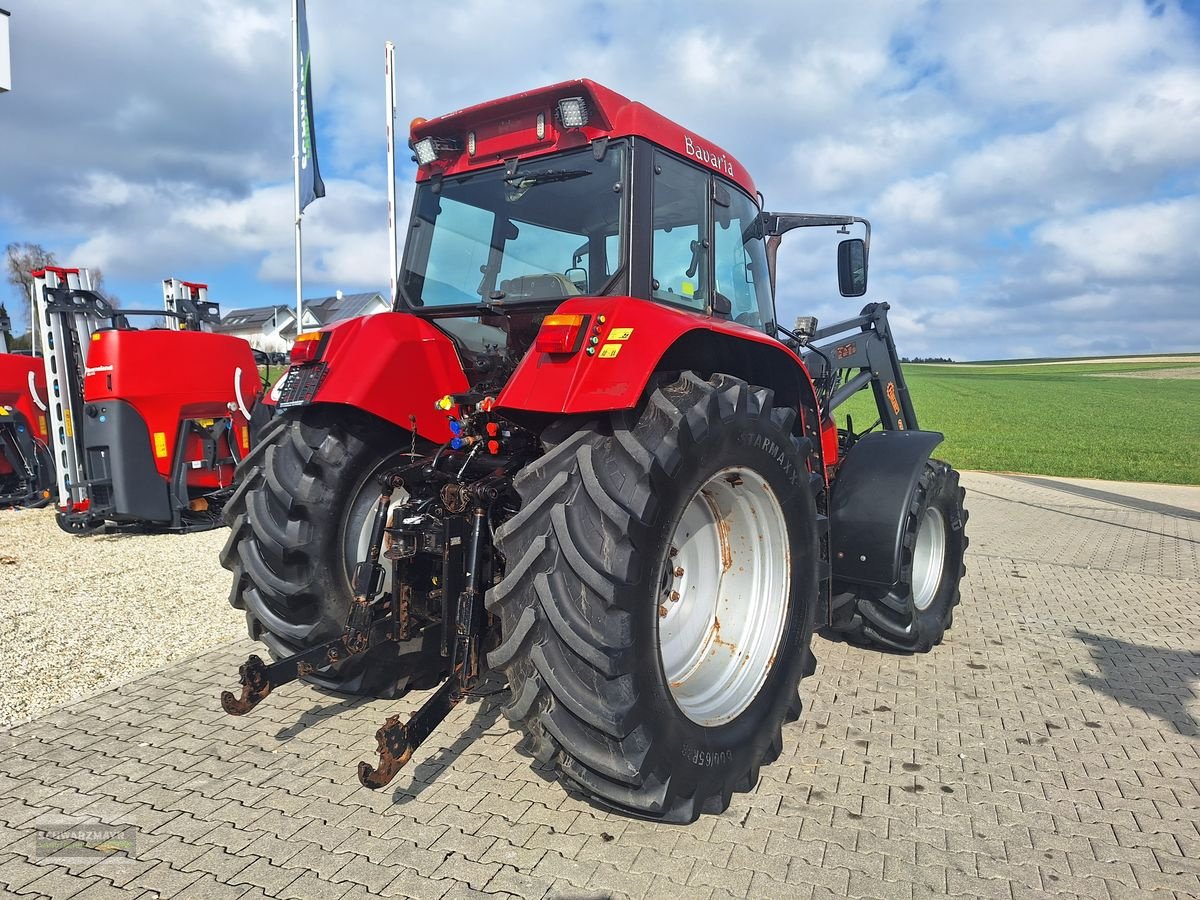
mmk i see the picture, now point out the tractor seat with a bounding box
[499,273,582,300]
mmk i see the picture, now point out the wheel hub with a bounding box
[658,467,790,727]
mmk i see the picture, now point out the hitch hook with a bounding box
[357,677,460,789]
[221,654,271,715]
[357,715,416,789]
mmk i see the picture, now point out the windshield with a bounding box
[399,143,627,310]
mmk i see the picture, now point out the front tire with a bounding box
[831,460,968,652]
[487,372,822,823]
[221,406,445,697]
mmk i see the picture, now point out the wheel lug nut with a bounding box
[658,605,668,617]
[670,591,680,602]
[673,567,684,577]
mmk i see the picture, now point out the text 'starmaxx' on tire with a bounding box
[487,372,824,823]
[221,407,444,697]
[832,459,968,652]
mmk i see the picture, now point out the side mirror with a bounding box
[837,238,868,297]
[564,266,588,292]
[251,349,270,367]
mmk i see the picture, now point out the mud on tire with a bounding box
[831,460,968,652]
[487,372,824,823]
[221,406,445,697]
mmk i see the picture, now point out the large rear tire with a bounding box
[830,459,968,652]
[221,406,446,697]
[487,372,822,823]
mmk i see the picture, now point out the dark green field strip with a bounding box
[839,364,1200,485]
[913,360,1200,377]
[956,352,1200,365]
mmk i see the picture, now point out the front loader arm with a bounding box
[790,302,919,432]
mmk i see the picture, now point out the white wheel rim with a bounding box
[658,466,791,727]
[911,507,946,611]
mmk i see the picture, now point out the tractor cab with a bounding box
[397,82,787,350]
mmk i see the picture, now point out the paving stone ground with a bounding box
[1,471,1197,899]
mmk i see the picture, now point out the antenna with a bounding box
[385,41,398,306]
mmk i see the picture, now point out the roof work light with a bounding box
[412,136,459,166]
[556,96,589,128]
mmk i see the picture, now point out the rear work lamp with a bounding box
[556,96,589,128]
[290,331,325,365]
[534,314,587,354]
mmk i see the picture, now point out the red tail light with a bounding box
[534,314,587,354]
[289,331,326,365]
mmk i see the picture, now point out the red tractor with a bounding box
[0,306,54,508]
[33,268,262,533]
[221,80,968,823]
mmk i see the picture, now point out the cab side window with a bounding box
[713,187,775,332]
[651,152,709,311]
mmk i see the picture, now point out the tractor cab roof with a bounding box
[409,78,757,199]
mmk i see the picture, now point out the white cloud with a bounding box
[1035,196,1200,281]
[0,0,1197,358]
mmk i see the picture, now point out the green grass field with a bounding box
[839,357,1200,485]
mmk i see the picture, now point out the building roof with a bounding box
[214,292,386,333]
[213,304,293,333]
[306,291,387,325]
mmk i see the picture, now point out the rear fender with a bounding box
[0,353,50,444]
[496,297,823,447]
[295,312,468,444]
[829,430,944,587]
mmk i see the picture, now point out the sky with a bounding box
[0,0,1197,361]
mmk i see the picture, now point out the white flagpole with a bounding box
[385,41,398,305]
[291,0,304,336]
[29,281,36,355]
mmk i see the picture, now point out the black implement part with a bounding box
[221,480,399,715]
[220,618,391,714]
[358,506,490,789]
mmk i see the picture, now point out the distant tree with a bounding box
[89,267,121,307]
[5,242,57,345]
[5,241,56,302]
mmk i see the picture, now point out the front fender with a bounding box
[829,429,944,587]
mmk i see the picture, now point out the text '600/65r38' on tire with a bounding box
[221,406,445,697]
[487,372,822,823]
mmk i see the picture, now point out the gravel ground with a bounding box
[0,507,242,727]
